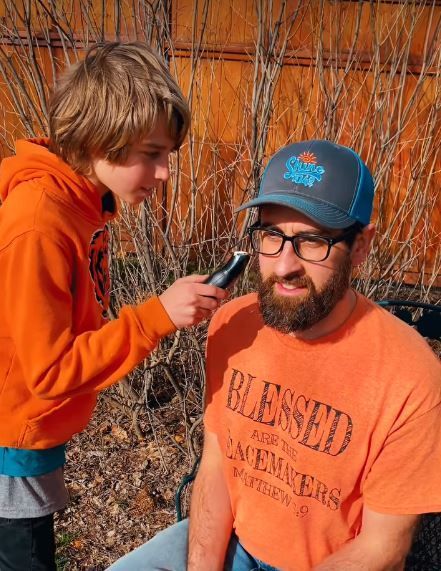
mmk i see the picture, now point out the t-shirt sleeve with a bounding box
[203,298,247,433]
[203,309,225,433]
[363,398,441,515]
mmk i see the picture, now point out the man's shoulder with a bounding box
[214,291,258,317]
[208,292,260,331]
[360,293,433,341]
[357,293,440,373]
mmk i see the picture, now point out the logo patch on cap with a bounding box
[283,152,325,188]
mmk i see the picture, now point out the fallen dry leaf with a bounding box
[111,425,129,441]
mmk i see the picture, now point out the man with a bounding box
[109,140,441,571]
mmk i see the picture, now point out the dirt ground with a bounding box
[55,393,197,570]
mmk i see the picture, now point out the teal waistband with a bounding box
[0,445,66,477]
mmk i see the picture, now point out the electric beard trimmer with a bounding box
[204,251,250,289]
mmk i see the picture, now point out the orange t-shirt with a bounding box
[204,293,441,570]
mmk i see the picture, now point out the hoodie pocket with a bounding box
[18,394,97,448]
[0,338,15,397]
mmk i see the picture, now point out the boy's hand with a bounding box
[159,275,228,329]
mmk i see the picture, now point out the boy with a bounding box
[0,41,225,570]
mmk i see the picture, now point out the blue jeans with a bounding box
[107,519,279,571]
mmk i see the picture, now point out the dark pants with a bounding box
[0,514,56,571]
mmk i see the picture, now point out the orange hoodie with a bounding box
[0,139,176,449]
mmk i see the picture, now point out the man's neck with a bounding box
[293,288,357,341]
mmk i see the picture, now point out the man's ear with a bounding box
[351,223,375,266]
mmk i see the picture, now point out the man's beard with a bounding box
[257,255,352,334]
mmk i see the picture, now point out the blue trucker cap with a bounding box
[236,140,375,229]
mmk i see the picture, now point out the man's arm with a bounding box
[314,506,419,570]
[188,428,233,571]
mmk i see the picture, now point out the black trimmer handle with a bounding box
[204,251,250,289]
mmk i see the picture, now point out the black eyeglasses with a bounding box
[247,224,358,262]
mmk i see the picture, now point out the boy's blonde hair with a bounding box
[49,41,190,173]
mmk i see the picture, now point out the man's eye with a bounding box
[298,237,324,248]
[262,231,281,242]
[143,151,160,159]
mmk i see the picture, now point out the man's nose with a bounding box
[273,240,304,276]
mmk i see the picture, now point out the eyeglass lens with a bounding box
[251,229,331,262]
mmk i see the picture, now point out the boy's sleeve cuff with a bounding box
[131,296,177,342]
